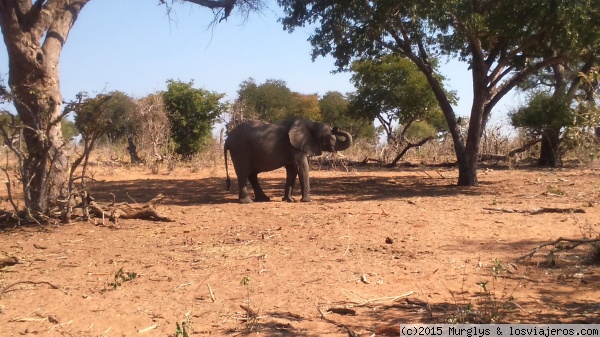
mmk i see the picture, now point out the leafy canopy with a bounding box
[319,91,375,140]
[235,78,322,122]
[163,79,225,157]
[349,55,452,133]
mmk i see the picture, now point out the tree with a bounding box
[71,91,137,145]
[511,92,571,166]
[289,93,321,121]
[278,0,600,186]
[99,91,137,145]
[349,55,450,145]
[232,78,325,125]
[163,79,225,157]
[0,0,257,216]
[133,93,170,162]
[319,91,375,140]
[235,78,294,122]
[512,58,598,166]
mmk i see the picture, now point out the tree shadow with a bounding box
[88,172,487,206]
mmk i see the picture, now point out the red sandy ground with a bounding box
[1,164,599,336]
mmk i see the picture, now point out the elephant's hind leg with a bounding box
[282,165,297,202]
[237,175,253,204]
[249,173,270,202]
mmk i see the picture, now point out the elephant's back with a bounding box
[225,121,292,171]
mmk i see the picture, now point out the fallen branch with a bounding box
[483,207,585,214]
[518,237,600,261]
[87,194,173,222]
[1,281,68,296]
[480,138,542,162]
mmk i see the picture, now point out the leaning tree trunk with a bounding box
[0,1,89,216]
[538,128,561,167]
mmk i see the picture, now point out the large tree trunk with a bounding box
[538,128,560,167]
[0,1,89,215]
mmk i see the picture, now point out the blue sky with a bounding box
[0,0,518,126]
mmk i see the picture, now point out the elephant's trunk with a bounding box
[332,128,352,152]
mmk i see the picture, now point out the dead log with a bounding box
[87,194,173,222]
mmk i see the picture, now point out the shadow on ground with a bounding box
[89,173,486,206]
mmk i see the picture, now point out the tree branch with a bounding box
[517,236,599,261]
[385,136,434,167]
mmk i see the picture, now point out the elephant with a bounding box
[224,119,352,203]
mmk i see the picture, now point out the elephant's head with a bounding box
[288,119,353,156]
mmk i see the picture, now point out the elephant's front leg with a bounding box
[282,165,297,202]
[296,154,312,202]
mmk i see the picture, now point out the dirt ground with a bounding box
[1,163,599,336]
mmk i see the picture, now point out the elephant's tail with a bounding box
[224,144,231,192]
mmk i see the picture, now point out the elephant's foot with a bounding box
[239,196,253,204]
[254,195,271,202]
[282,196,296,202]
[300,195,312,202]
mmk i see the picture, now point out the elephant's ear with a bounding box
[288,119,322,156]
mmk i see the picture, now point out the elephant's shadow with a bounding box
[88,173,479,206]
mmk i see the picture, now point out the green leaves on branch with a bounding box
[72,91,137,145]
[235,78,321,122]
[163,79,225,157]
[349,55,453,141]
[319,91,375,140]
[510,93,572,133]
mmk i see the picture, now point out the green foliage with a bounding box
[73,93,117,143]
[72,91,137,145]
[319,91,375,140]
[350,55,451,129]
[403,121,438,140]
[174,322,190,337]
[510,92,572,133]
[278,0,600,184]
[236,78,293,122]
[290,93,321,120]
[349,55,451,142]
[235,78,322,122]
[163,79,225,157]
[108,267,138,290]
[61,119,78,141]
[0,110,20,139]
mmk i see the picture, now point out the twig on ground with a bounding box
[517,237,600,261]
[349,291,415,307]
[316,304,358,337]
[137,324,159,333]
[207,283,216,302]
[1,281,68,296]
[174,281,194,290]
[483,207,585,214]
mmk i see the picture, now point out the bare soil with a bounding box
[1,164,599,336]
